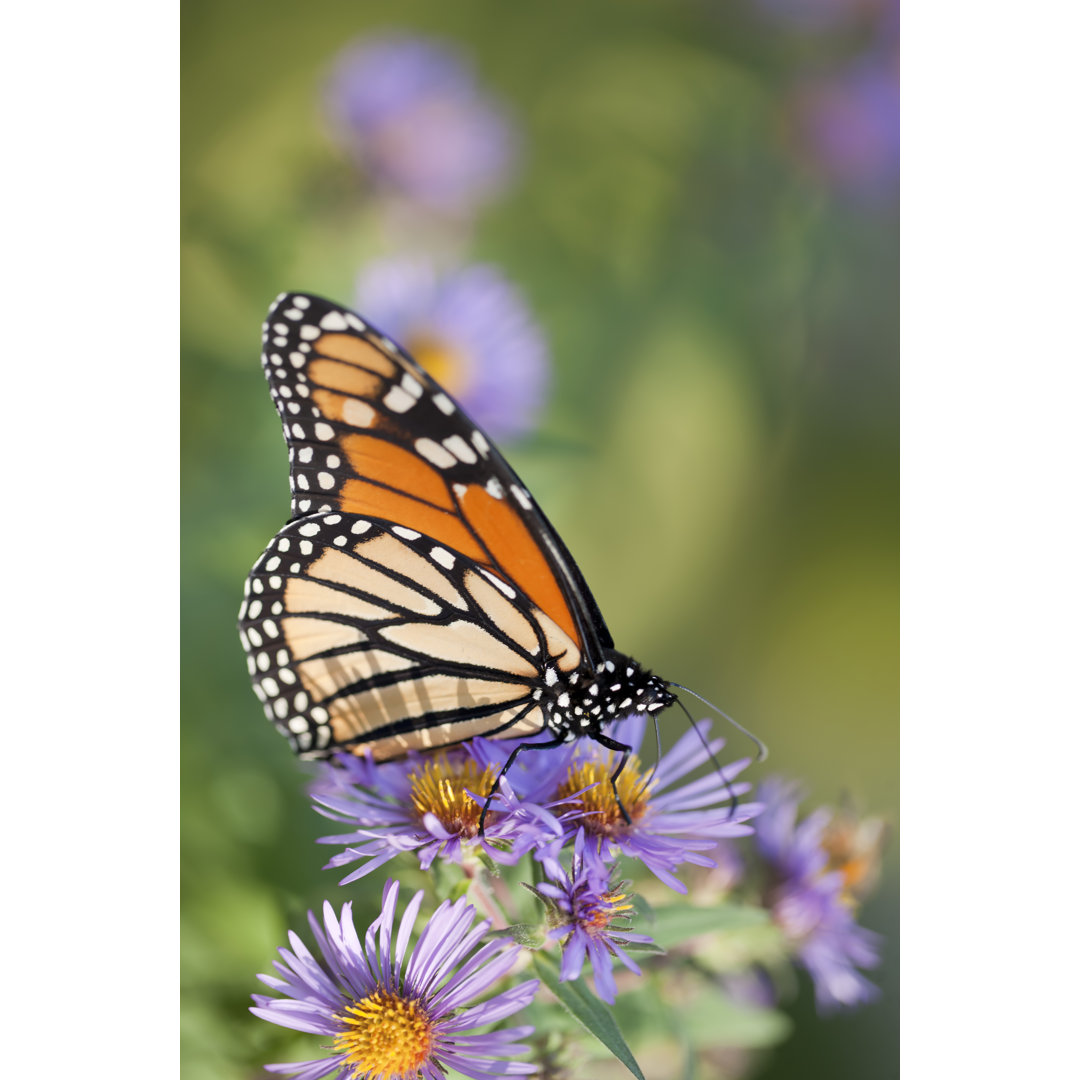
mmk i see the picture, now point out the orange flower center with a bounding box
[333,987,434,1077]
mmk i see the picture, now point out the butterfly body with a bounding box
[239,293,674,764]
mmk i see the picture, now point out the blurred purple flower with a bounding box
[356,257,549,442]
[524,716,761,895]
[324,34,517,214]
[750,0,890,34]
[755,778,882,1011]
[535,832,654,1004]
[790,52,899,205]
[252,881,539,1079]
[312,745,564,884]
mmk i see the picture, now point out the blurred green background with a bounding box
[182,1,897,1077]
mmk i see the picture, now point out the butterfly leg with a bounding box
[478,736,567,836]
[591,732,635,825]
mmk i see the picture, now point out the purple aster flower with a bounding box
[324,34,517,214]
[533,832,654,1005]
[522,715,762,894]
[789,51,899,205]
[754,778,882,1011]
[355,257,549,442]
[312,744,565,884]
[252,880,539,1079]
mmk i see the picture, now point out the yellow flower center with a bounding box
[408,752,499,836]
[333,988,434,1077]
[406,334,470,397]
[556,754,651,838]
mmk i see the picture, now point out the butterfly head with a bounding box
[537,652,675,742]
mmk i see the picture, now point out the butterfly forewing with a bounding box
[239,511,584,759]
[259,293,612,666]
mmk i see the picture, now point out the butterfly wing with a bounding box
[239,512,582,758]
[259,292,612,665]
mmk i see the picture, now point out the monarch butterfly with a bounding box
[238,292,679,795]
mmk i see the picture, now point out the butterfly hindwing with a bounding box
[259,292,613,667]
[239,511,583,759]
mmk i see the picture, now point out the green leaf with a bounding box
[644,902,770,950]
[506,922,549,949]
[533,951,646,1080]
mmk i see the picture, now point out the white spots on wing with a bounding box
[511,484,532,510]
[415,437,457,469]
[287,716,307,734]
[247,599,263,618]
[311,706,329,723]
[442,435,477,464]
[289,352,305,368]
[620,697,633,709]
[268,353,283,367]
[324,514,341,525]
[290,423,305,439]
[453,482,468,497]
[317,472,335,490]
[480,568,515,599]
[485,477,504,499]
[401,373,423,398]
[320,311,349,331]
[256,652,270,671]
[344,313,366,331]
[295,474,310,490]
[298,447,313,464]
[293,296,311,309]
[557,692,570,708]
[384,385,416,413]
[430,547,455,570]
[299,325,321,341]
[315,422,335,441]
[264,556,281,571]
[299,540,314,555]
[472,431,490,457]
[343,399,376,427]
[333,535,347,546]
[273,699,289,719]
[351,519,371,534]
[326,455,340,469]
[392,526,421,540]
[283,308,302,320]
[433,393,455,415]
[545,667,558,686]
[298,522,321,537]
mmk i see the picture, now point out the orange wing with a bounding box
[260,292,613,665]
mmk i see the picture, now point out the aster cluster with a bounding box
[251,705,887,1078]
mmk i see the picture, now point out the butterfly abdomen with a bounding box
[535,653,675,742]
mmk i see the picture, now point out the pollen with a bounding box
[582,886,635,935]
[333,987,435,1076]
[556,754,651,838]
[408,752,499,837]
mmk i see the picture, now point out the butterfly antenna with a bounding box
[673,694,740,816]
[667,682,769,762]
